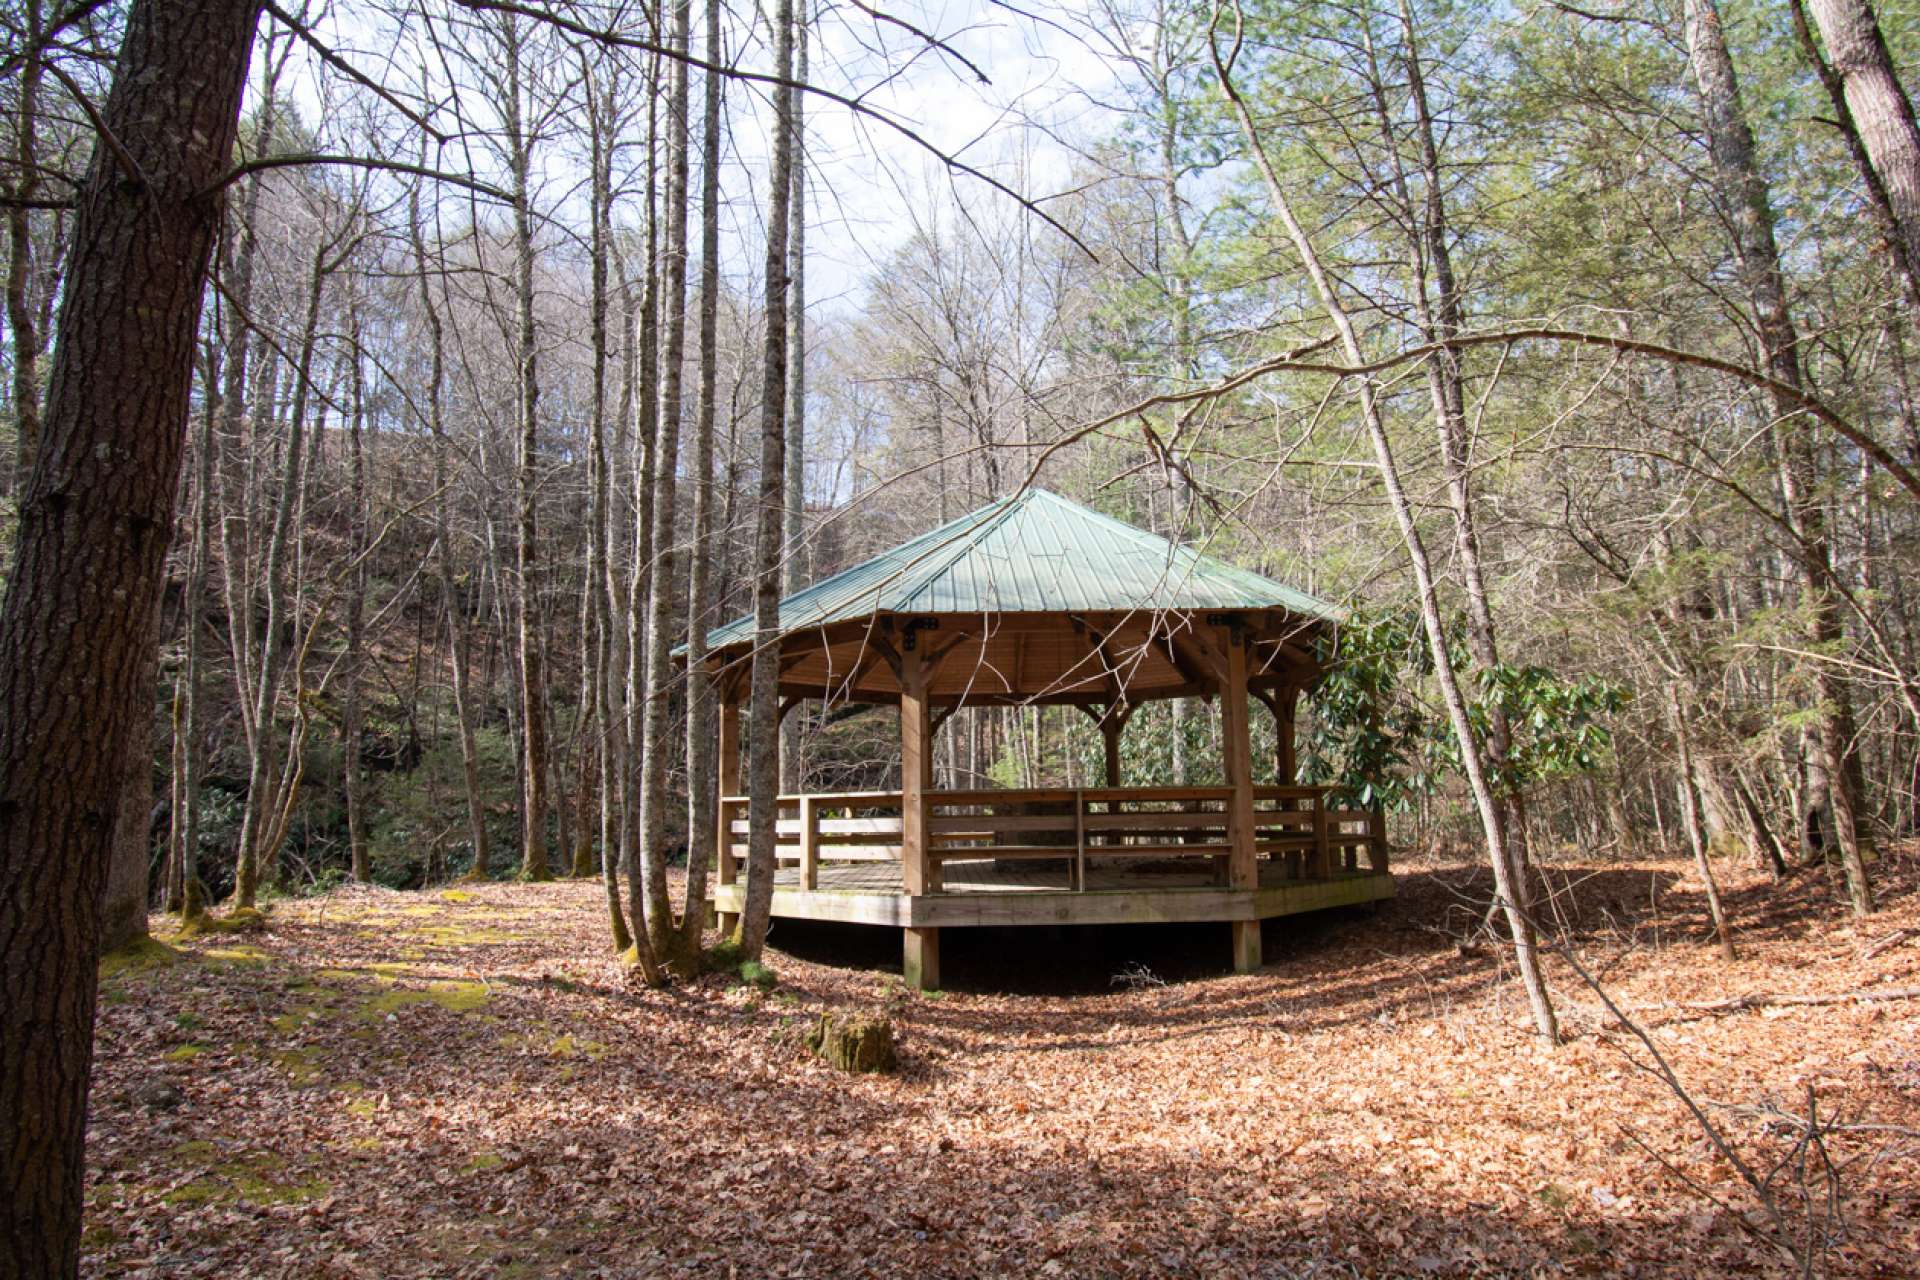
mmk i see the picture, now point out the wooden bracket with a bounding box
[901,616,938,652]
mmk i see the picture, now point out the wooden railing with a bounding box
[717,790,907,890]
[717,785,1387,892]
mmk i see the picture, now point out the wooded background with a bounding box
[2,0,1916,988]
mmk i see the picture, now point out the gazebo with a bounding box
[697,488,1390,989]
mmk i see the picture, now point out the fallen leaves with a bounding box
[79,853,1920,1277]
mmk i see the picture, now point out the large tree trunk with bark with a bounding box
[101,641,158,953]
[0,2,261,1272]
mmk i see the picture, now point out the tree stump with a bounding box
[804,1012,896,1074]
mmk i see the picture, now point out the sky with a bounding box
[730,0,1129,308]
[274,1,1132,316]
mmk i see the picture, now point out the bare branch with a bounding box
[453,0,1096,259]
[261,0,449,143]
[195,151,514,203]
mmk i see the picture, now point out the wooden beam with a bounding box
[1185,621,1230,680]
[715,693,743,933]
[823,642,887,704]
[1158,629,1213,690]
[1311,793,1331,879]
[799,795,819,890]
[1271,686,1299,785]
[869,631,905,680]
[924,629,975,669]
[1074,792,1087,891]
[900,644,933,894]
[1221,627,1257,891]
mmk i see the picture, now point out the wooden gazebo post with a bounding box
[1100,704,1132,785]
[1270,686,1298,785]
[1220,624,1261,972]
[899,643,938,989]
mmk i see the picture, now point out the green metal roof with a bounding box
[701,488,1338,653]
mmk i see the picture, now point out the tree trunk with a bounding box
[234,234,331,906]
[4,0,45,498]
[637,0,696,964]
[580,59,633,949]
[739,0,798,961]
[1213,24,1558,1042]
[1805,0,1920,284]
[342,307,370,883]
[0,3,261,1272]
[781,0,810,794]
[1684,0,1874,915]
[1787,0,1920,307]
[1381,0,1532,894]
[409,172,489,884]
[501,16,551,883]
[679,0,727,956]
[1729,764,1790,878]
[102,618,159,953]
[1669,689,1738,960]
[174,345,220,916]
[622,30,663,980]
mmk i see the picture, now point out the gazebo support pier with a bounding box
[1231,920,1263,974]
[904,926,939,991]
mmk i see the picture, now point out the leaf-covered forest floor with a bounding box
[85,847,1920,1278]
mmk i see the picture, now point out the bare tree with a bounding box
[499,9,555,881]
[1683,0,1874,914]
[679,0,727,957]
[580,49,633,948]
[780,0,808,792]
[1210,3,1558,1041]
[737,0,797,959]
[636,0,696,965]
